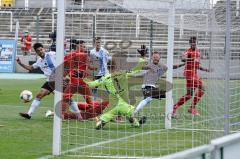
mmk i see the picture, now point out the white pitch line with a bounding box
[38,129,165,159]
[0,104,50,109]
[38,122,230,159]
[172,127,240,133]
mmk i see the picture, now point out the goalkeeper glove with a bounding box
[137,45,148,57]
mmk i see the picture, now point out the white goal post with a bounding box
[52,0,65,156]
[51,0,239,158]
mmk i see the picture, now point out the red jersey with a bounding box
[21,35,32,49]
[64,51,89,85]
[183,48,200,77]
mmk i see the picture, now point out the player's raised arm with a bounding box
[127,58,147,77]
[159,63,168,73]
[173,63,185,69]
[126,45,148,77]
[16,57,34,71]
[84,77,104,88]
[137,44,148,57]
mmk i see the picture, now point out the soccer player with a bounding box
[84,53,147,130]
[17,43,83,120]
[63,40,96,120]
[172,36,210,117]
[16,43,56,119]
[46,101,109,120]
[90,37,112,79]
[90,37,112,102]
[133,50,168,115]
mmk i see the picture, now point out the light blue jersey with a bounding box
[90,47,112,76]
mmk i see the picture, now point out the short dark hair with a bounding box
[189,36,197,43]
[33,43,43,51]
[152,51,160,56]
[95,37,101,41]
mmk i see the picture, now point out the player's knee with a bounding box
[187,90,194,97]
[36,93,44,99]
[36,90,50,99]
[145,97,153,104]
[199,86,205,92]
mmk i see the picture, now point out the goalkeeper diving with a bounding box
[84,48,148,130]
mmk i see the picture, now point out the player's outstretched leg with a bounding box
[139,116,147,125]
[20,88,49,119]
[95,108,115,130]
[95,120,106,130]
[19,98,41,119]
[187,80,204,116]
[128,116,147,127]
[128,117,140,127]
[134,97,152,116]
[172,89,193,118]
[188,89,204,116]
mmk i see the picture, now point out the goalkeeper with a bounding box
[85,49,147,130]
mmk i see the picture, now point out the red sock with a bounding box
[173,93,192,111]
[190,89,204,109]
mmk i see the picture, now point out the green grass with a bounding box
[0,79,54,159]
[0,78,239,159]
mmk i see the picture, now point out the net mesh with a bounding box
[56,0,240,158]
[0,1,238,158]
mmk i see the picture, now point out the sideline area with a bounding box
[0,73,45,80]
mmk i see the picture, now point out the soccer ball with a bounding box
[20,90,33,102]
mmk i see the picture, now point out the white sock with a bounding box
[70,100,82,119]
[134,97,153,115]
[70,100,81,114]
[27,98,41,116]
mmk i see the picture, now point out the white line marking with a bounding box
[38,129,165,159]
[172,127,239,133]
[0,104,50,109]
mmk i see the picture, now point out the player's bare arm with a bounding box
[173,63,185,69]
[25,39,31,45]
[159,63,168,73]
[199,66,210,72]
[16,57,34,71]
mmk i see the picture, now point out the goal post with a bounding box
[50,0,240,158]
[165,1,175,129]
[52,0,66,156]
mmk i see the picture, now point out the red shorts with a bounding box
[21,46,31,52]
[185,75,203,89]
[79,101,109,119]
[62,101,109,120]
[63,83,92,100]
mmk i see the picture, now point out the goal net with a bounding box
[53,0,240,158]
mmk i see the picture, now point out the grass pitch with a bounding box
[1,77,238,159]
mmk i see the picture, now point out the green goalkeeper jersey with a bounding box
[86,58,146,103]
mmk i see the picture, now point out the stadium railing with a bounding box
[158,132,240,159]
[159,145,213,159]
[211,132,240,159]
